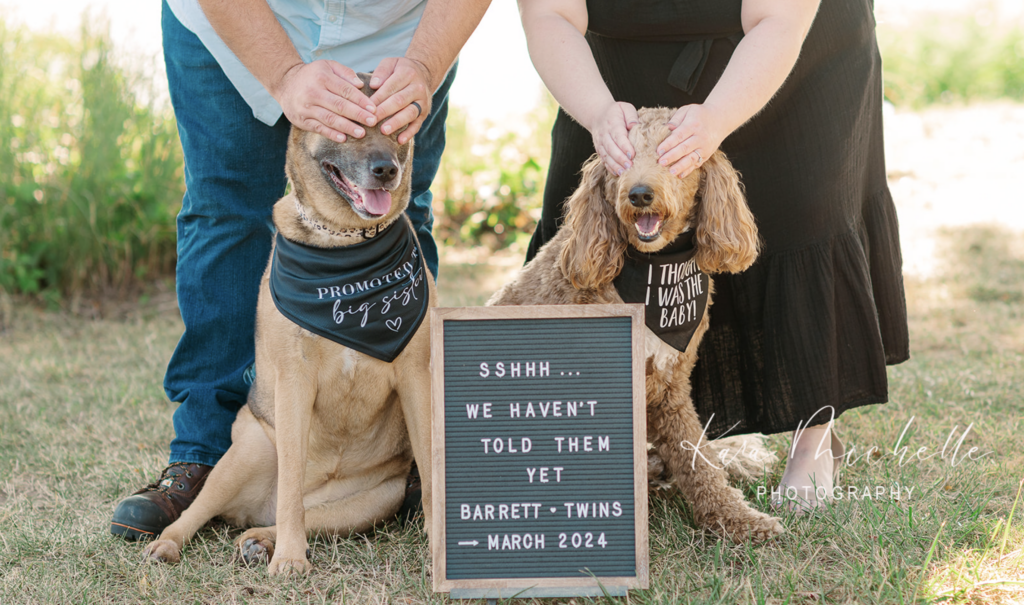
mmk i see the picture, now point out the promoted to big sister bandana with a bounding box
[613,230,710,352]
[269,217,428,362]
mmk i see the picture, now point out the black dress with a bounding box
[526,0,910,437]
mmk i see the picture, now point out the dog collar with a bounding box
[294,199,398,239]
[613,230,710,353]
[269,216,429,362]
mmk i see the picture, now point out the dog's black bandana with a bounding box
[269,217,428,363]
[613,230,710,352]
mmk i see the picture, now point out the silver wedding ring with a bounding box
[693,150,702,164]
[410,101,422,119]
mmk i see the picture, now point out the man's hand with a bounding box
[368,57,434,144]
[273,60,380,142]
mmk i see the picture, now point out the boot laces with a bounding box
[140,462,193,497]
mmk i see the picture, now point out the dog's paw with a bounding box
[745,510,785,542]
[717,509,785,543]
[235,537,275,567]
[142,539,181,564]
[267,553,311,576]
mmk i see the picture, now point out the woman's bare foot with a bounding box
[773,423,843,512]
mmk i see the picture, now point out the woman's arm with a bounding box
[657,0,820,177]
[519,0,819,178]
[519,0,638,175]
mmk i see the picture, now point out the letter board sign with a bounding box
[430,305,649,599]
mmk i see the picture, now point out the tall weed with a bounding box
[0,17,183,298]
[879,13,1024,107]
[431,96,556,251]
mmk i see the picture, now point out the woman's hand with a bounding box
[654,0,821,178]
[588,101,639,176]
[656,104,727,179]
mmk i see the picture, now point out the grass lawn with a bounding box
[1,225,1022,605]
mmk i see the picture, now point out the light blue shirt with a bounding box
[168,0,426,126]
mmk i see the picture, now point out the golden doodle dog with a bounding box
[489,107,783,542]
[144,75,435,575]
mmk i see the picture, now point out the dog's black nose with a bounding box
[370,158,398,183]
[628,185,655,208]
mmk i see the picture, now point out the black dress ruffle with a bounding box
[526,0,909,437]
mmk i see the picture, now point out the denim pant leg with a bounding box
[162,1,291,466]
[162,1,454,467]
[407,64,457,278]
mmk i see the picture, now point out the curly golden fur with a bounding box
[489,107,781,542]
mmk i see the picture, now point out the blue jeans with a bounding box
[161,0,454,466]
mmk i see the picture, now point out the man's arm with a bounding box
[197,0,378,141]
[369,0,492,144]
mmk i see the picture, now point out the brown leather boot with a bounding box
[110,462,212,540]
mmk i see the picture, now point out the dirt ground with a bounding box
[884,102,1024,277]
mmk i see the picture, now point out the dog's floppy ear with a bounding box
[695,151,760,274]
[559,155,627,289]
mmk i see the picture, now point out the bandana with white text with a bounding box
[613,230,710,352]
[269,217,428,362]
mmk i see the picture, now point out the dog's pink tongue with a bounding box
[361,188,392,216]
[637,213,662,232]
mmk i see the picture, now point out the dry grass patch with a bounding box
[1,234,1022,604]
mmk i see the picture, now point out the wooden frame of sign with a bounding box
[430,304,649,599]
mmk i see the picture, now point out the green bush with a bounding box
[431,97,556,251]
[0,17,183,298]
[878,14,1024,107]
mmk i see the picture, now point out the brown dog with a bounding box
[143,75,435,575]
[489,107,783,542]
